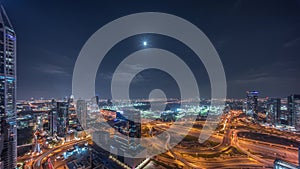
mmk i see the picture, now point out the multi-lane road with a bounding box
[21,110,300,169]
[23,138,90,169]
[150,110,300,168]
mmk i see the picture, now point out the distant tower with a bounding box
[288,94,300,129]
[69,94,74,104]
[76,100,87,129]
[0,6,17,169]
[56,102,69,137]
[48,99,57,137]
[266,98,281,125]
[245,91,259,120]
[49,108,57,137]
[94,95,99,105]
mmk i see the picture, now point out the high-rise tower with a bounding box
[288,94,300,129]
[244,91,259,120]
[56,102,69,137]
[0,6,17,169]
[266,98,281,125]
[76,100,87,129]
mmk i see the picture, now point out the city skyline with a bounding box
[1,0,300,99]
[0,1,300,169]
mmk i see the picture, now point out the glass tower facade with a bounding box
[76,100,87,129]
[244,91,259,120]
[0,6,17,169]
[288,94,300,129]
[266,98,281,125]
[57,102,69,137]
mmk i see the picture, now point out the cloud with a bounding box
[232,76,271,84]
[42,49,73,63]
[229,60,299,86]
[99,72,113,80]
[36,63,70,77]
[284,36,300,48]
[248,72,269,79]
[99,63,148,83]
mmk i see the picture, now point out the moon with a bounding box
[143,41,147,46]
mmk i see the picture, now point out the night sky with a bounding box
[2,0,300,99]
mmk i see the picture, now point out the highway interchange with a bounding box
[147,110,299,168]
[18,110,300,169]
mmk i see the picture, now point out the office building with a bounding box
[87,96,99,116]
[113,109,145,168]
[49,109,57,137]
[280,98,289,125]
[76,100,87,129]
[266,98,281,125]
[0,6,17,169]
[244,91,259,120]
[288,94,300,129]
[57,102,69,137]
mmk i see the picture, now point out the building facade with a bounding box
[288,94,300,129]
[266,98,281,125]
[112,109,145,168]
[56,102,69,137]
[244,91,259,120]
[0,6,17,169]
[76,100,87,129]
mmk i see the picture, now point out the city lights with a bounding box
[1,2,299,169]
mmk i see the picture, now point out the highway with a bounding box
[31,138,90,169]
[232,129,273,167]
[21,109,300,169]
[151,110,287,168]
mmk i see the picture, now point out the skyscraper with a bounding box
[0,6,17,169]
[244,91,259,120]
[76,100,87,129]
[113,109,145,168]
[288,94,300,129]
[266,98,281,125]
[49,99,57,137]
[57,102,69,137]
